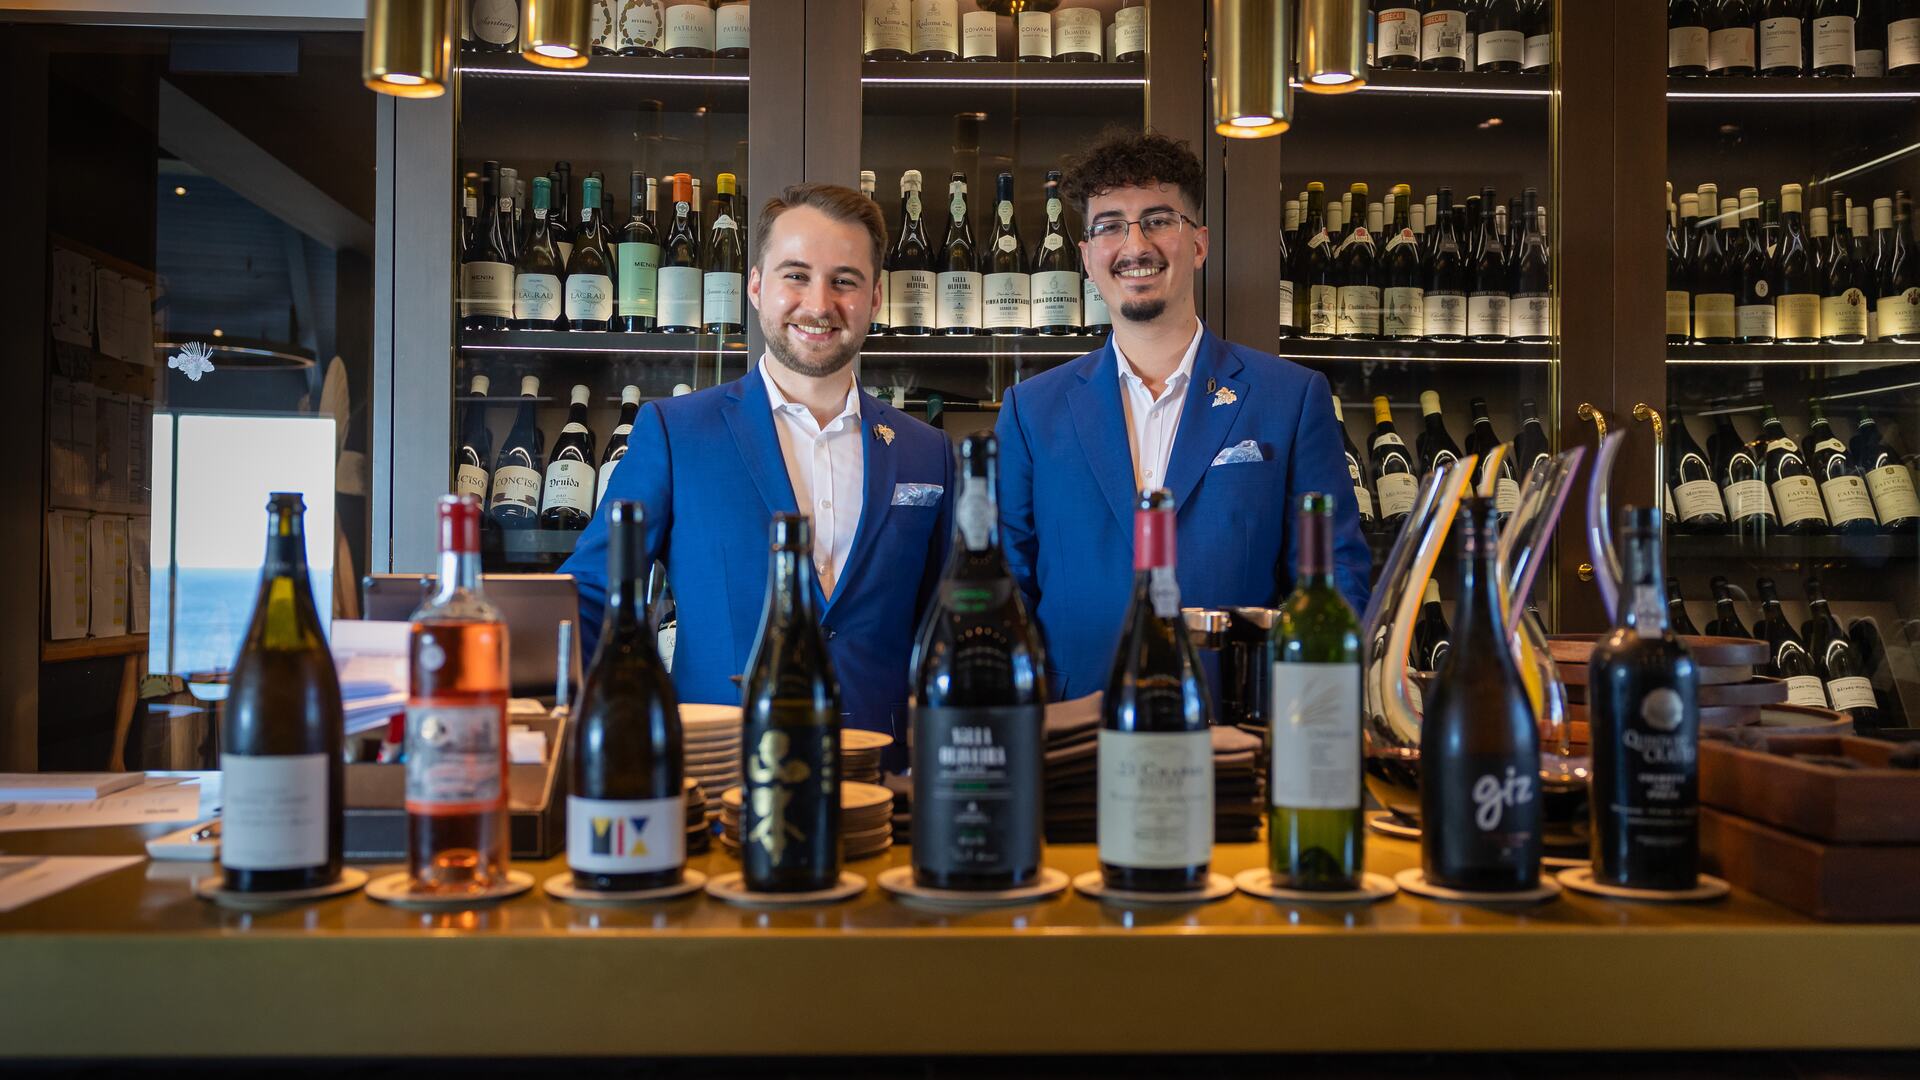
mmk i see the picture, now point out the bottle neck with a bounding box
[955,460,1001,554]
[768,547,816,623]
[261,514,309,581]
[1452,518,1511,657]
[1619,530,1670,638]
[605,525,647,633]
[1297,511,1334,588]
[436,547,482,599]
[1134,508,1179,619]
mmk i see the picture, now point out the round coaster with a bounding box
[1393,867,1561,905]
[1233,868,1398,904]
[1542,854,1592,870]
[1073,870,1235,905]
[681,703,743,725]
[365,869,535,909]
[1365,810,1421,841]
[876,865,1070,907]
[193,867,369,909]
[542,868,707,905]
[704,871,867,907]
[841,729,894,752]
[1556,866,1731,903]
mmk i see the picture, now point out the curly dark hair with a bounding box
[1058,128,1204,220]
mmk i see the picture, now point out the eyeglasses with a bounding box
[1084,211,1196,245]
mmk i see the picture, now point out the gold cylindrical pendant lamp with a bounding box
[524,0,591,68]
[1299,0,1370,93]
[1212,0,1293,139]
[362,0,453,98]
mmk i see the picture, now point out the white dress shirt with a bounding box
[1113,320,1206,491]
[761,355,865,599]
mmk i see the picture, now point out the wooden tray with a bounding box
[1701,806,1920,922]
[1561,662,1754,687]
[1701,735,1920,843]
[1565,678,1785,707]
[1567,703,1759,739]
[1754,704,1853,735]
[1548,634,1768,668]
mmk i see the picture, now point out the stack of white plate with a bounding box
[717,781,894,861]
[840,729,892,785]
[681,704,742,823]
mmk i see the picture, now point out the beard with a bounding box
[1119,298,1168,323]
[761,309,862,378]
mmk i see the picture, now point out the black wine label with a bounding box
[1590,676,1699,884]
[1423,751,1540,884]
[740,722,838,880]
[912,704,1042,878]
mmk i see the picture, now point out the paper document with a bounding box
[0,773,143,801]
[0,777,204,833]
[0,856,144,913]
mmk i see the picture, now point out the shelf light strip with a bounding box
[1290,79,1551,98]
[860,348,1092,358]
[861,76,1145,89]
[1668,353,1920,366]
[1669,89,1920,100]
[459,65,749,83]
[461,344,743,355]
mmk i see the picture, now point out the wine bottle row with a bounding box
[1340,391,1551,533]
[1374,1,1555,74]
[1665,181,1920,346]
[1280,182,1552,343]
[459,160,747,336]
[457,375,650,531]
[863,167,1110,337]
[463,0,754,60]
[862,0,1147,64]
[1667,0,1919,78]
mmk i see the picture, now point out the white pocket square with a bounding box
[892,482,944,507]
[1210,440,1265,467]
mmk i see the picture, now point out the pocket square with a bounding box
[1210,440,1265,467]
[892,482,944,507]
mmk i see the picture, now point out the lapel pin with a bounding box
[874,423,896,446]
[1206,377,1216,394]
[1212,387,1237,408]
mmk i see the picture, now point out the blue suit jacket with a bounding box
[994,328,1372,701]
[562,371,953,747]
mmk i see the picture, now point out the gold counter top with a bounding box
[3,820,1917,1058]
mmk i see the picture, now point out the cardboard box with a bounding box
[88,514,129,637]
[45,511,91,640]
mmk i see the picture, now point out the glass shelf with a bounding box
[1282,339,1555,366]
[461,329,750,356]
[1667,76,1920,102]
[456,55,750,111]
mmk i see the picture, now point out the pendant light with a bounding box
[362,0,453,98]
[1299,0,1370,93]
[524,0,591,68]
[1211,0,1294,139]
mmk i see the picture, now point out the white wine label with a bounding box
[957,475,995,550]
[1665,290,1691,336]
[983,271,1031,329]
[1384,286,1425,338]
[1269,663,1361,810]
[1424,292,1467,337]
[1467,292,1511,338]
[1827,676,1877,714]
[1308,284,1339,336]
[865,0,911,53]
[1042,232,1064,251]
[515,272,562,322]
[702,270,744,327]
[1421,9,1466,61]
[1784,674,1828,709]
[543,458,595,514]
[1857,48,1886,76]
[1692,293,1736,340]
[1478,28,1523,65]
[1097,729,1213,869]
[1031,269,1082,328]
[462,261,514,319]
[455,463,488,500]
[1737,302,1777,340]
[962,9,998,58]
[1278,279,1297,328]
[1083,275,1112,327]
[1669,25,1708,69]
[1494,476,1520,514]
[1524,32,1551,69]
[1379,7,1420,58]
[568,794,685,874]
[565,274,613,323]
[715,2,750,50]
[616,242,660,318]
[1376,471,1419,518]
[1772,475,1828,526]
[1336,285,1381,336]
[620,0,663,49]
[220,752,328,872]
[1725,478,1773,521]
[1674,479,1725,521]
[595,454,623,507]
[1352,482,1374,519]
[889,268,937,327]
[1054,7,1101,55]
[590,0,615,51]
[490,464,541,512]
[1822,290,1868,338]
[1867,464,1920,522]
[1017,11,1053,57]
[1820,474,1877,526]
[656,265,704,328]
[995,234,1017,254]
[936,270,982,330]
[1510,293,1549,339]
[661,3,714,52]
[1115,4,1146,55]
[405,701,504,811]
[472,0,518,44]
[1776,293,1820,339]
[1879,290,1920,338]
[1759,17,1802,69]
[1892,18,1920,69]
[911,0,959,55]
[1811,15,1855,70]
[1709,26,1755,71]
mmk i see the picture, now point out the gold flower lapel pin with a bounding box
[1212,387,1237,408]
[874,423,896,445]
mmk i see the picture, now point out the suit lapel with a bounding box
[1163,331,1248,513]
[825,390,899,615]
[1068,343,1140,530]
[720,372,801,518]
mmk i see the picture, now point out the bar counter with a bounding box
[4,819,1918,1059]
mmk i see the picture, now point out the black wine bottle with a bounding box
[564,175,614,333]
[1384,185,1427,341]
[1847,616,1909,729]
[1760,406,1831,535]
[936,172,981,335]
[1032,170,1084,335]
[1667,184,1691,345]
[1709,0,1758,74]
[1420,0,1469,72]
[512,175,566,332]
[1822,192,1870,344]
[1369,396,1420,530]
[1415,390,1463,478]
[614,170,660,332]
[1469,186,1512,342]
[885,170,935,336]
[550,162,575,266]
[1892,0,1920,75]
[1464,397,1520,516]
[1511,187,1551,343]
[1691,195,1739,344]
[539,384,597,531]
[1711,413,1776,539]
[1806,402,1880,534]
[981,171,1031,336]
[1705,575,1756,640]
[1476,0,1526,72]
[1851,408,1920,532]
[1303,183,1337,340]
[1811,0,1859,76]
[1336,183,1382,340]
[1512,397,1552,477]
[1411,580,1452,672]
[1425,188,1469,342]
[1736,188,1777,343]
[1378,3,1422,69]
[461,161,515,332]
[1759,0,1806,75]
[1756,577,1830,708]
[488,375,544,529]
[1774,184,1821,343]
[1669,405,1728,532]
[1878,192,1920,343]
[1669,0,1710,76]
[1667,577,1702,636]
[1331,397,1377,532]
[1802,577,1883,725]
[455,374,492,504]
[595,384,641,510]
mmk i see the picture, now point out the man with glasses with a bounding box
[995,130,1371,700]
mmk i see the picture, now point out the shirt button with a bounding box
[821,500,832,510]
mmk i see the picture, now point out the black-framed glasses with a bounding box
[1084,211,1196,245]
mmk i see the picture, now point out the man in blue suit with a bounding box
[996,131,1371,701]
[564,183,952,747]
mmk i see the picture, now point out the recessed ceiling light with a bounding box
[174,186,187,196]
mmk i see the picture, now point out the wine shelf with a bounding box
[1316,69,1552,100]
[456,55,750,112]
[492,527,581,569]
[861,60,1144,116]
[1667,532,1919,568]
[1668,344,1920,365]
[1667,76,1920,103]
[461,329,750,356]
[1283,338,1554,366]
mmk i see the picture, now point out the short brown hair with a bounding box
[754,182,889,279]
[1059,129,1205,221]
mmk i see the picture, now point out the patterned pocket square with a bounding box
[1210,440,1265,467]
[892,482,945,507]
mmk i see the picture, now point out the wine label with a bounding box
[889,268,936,327]
[961,9,997,58]
[1494,475,1520,514]
[912,704,1043,879]
[1692,293,1735,340]
[543,458,595,514]
[620,0,662,49]
[1269,663,1361,810]
[1892,17,1920,70]
[455,463,488,500]
[1031,269,1082,328]
[1421,9,1465,61]
[1827,675,1877,714]
[462,261,514,320]
[1054,7,1101,55]
[983,272,1032,330]
[1384,286,1425,338]
[515,272,561,322]
[1709,26,1755,71]
[1308,285,1339,336]
[1771,474,1828,526]
[661,3,714,52]
[1115,4,1146,56]
[1524,32,1551,70]
[937,270,982,330]
[568,794,685,874]
[1673,478,1725,522]
[1820,474,1877,527]
[1822,289,1868,338]
[1379,6,1420,59]
[1867,464,1920,523]
[1375,470,1419,518]
[1858,47,1887,77]
[595,452,624,507]
[616,242,661,318]
[865,0,911,54]
[590,0,615,51]
[404,701,505,813]
[1724,478,1773,521]
[1668,25,1708,69]
[1737,302,1776,340]
[1665,290,1691,336]
[1336,285,1382,336]
[1510,293,1549,339]
[1783,674,1828,709]
[1811,15,1855,70]
[1097,729,1213,869]
[1478,28,1522,65]
[1776,293,1820,338]
[1278,279,1297,328]
[911,0,958,55]
[220,752,328,872]
[490,464,541,513]
[703,270,744,326]
[741,724,838,874]
[565,273,613,323]
[1759,17,1802,70]
[715,1,750,51]
[1468,292,1510,338]
[1424,292,1467,337]
[472,0,517,44]
[1083,275,1112,328]
[656,265,704,329]
[1018,10,1053,57]
[1878,289,1920,338]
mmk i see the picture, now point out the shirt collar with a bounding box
[1112,319,1205,401]
[760,353,862,431]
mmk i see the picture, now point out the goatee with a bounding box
[1119,298,1167,323]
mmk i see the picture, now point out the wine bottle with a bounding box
[1588,507,1700,891]
[1420,0,1469,71]
[548,163,575,267]
[1476,0,1525,72]
[1512,397,1551,478]
[714,0,750,57]
[1425,187,1469,342]
[1384,185,1427,341]
[595,385,642,509]
[1692,196,1739,344]
[540,384,597,531]
[1303,183,1338,340]
[1858,0,1889,74]
[1666,185,1692,345]
[1333,183,1380,340]
[1268,493,1365,891]
[1892,0,1920,74]
[1709,0,1758,73]
[406,495,512,893]
[1054,1,1103,62]
[1812,0,1858,76]
[1100,488,1215,892]
[864,0,912,59]
[455,375,492,503]
[1880,193,1920,342]
[501,168,524,264]
[1331,397,1377,532]
[462,162,515,333]
[1115,0,1147,62]
[1806,402,1880,534]
[568,500,686,892]
[1773,183,1822,342]
[1848,616,1908,729]
[740,514,843,893]
[912,0,960,60]
[961,3,997,58]
[1510,187,1551,343]
[1667,577,1702,636]
[1851,408,1920,532]
[221,493,345,893]
[1802,578,1882,724]
[1736,188,1777,343]
[512,176,565,332]
[613,171,660,332]
[936,172,981,335]
[910,433,1046,890]
[1710,413,1775,538]
[1083,269,1113,331]
[860,170,890,336]
[618,0,664,54]
[1522,0,1554,70]
[1463,397,1520,516]
[1759,0,1806,75]
[1278,196,1299,339]
[882,170,935,336]
[981,172,1032,336]
[1468,186,1511,342]
[488,375,544,529]
[1669,405,1728,532]
[1756,577,1830,707]
[1369,396,1420,530]
[561,176,613,333]
[703,172,746,335]
[1415,390,1462,478]
[1411,580,1453,672]
[1669,0,1709,76]
[1822,192,1869,344]
[1420,497,1541,892]
[1760,405,1831,535]
[1706,575,1755,639]
[661,0,715,57]
[1017,6,1054,60]
[1032,170,1084,335]
[1379,3,1421,67]
[657,173,703,334]
[467,0,519,52]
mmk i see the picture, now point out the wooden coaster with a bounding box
[1233,869,1398,904]
[1556,866,1730,903]
[704,871,867,907]
[1072,870,1235,905]
[1542,854,1592,870]
[1394,867,1561,905]
[366,869,535,909]
[1365,810,1422,840]
[876,865,1070,907]
[542,869,707,905]
[841,729,894,752]
[193,867,369,909]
